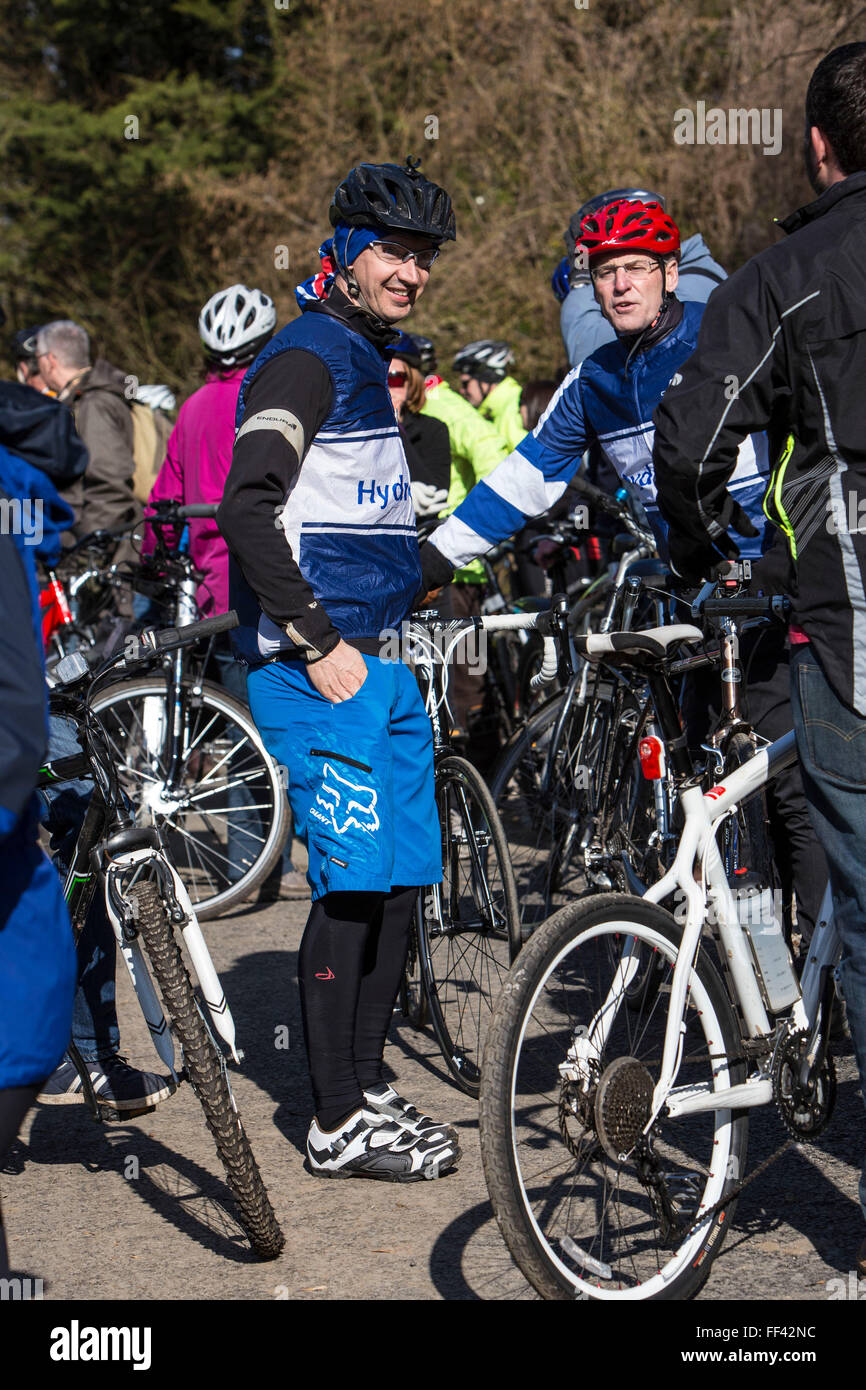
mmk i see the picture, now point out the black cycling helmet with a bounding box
[391,332,437,372]
[10,325,41,361]
[565,187,665,253]
[330,158,456,244]
[453,340,514,382]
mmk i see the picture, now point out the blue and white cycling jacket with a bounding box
[430,300,770,569]
[228,305,420,663]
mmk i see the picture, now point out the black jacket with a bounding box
[400,410,451,493]
[653,171,866,714]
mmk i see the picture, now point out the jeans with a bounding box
[210,644,295,881]
[790,645,866,1225]
[38,716,120,1062]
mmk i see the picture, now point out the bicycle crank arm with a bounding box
[662,1073,773,1118]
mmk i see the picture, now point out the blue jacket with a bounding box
[560,233,727,367]
[231,308,420,663]
[0,433,77,1088]
[429,300,769,570]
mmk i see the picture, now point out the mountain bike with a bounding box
[43,613,284,1260]
[399,602,570,1096]
[479,609,841,1299]
[87,501,289,919]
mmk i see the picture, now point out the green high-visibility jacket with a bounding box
[422,378,510,582]
[479,375,527,453]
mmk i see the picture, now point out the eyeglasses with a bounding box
[387,371,408,387]
[369,240,440,271]
[591,259,661,285]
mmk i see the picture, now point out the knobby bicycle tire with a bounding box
[480,894,747,1300]
[416,754,520,1097]
[93,677,289,919]
[128,881,285,1259]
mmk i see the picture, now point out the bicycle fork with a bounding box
[103,846,242,1067]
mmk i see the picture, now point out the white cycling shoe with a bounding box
[307,1106,459,1182]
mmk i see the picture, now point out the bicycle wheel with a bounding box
[490,675,615,933]
[416,755,520,1097]
[92,677,288,919]
[128,881,284,1258]
[719,731,777,886]
[399,907,429,1030]
[480,894,747,1299]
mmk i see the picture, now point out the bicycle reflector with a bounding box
[638,735,666,780]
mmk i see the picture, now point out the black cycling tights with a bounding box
[0,1083,40,1275]
[297,887,415,1132]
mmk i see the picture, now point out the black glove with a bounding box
[415,539,455,605]
[666,491,759,586]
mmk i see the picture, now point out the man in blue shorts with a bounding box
[218,160,460,1181]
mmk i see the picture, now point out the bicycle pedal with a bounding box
[96,1103,158,1121]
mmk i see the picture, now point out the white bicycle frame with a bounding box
[570,728,840,1124]
[102,844,241,1077]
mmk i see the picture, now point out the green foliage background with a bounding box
[0,0,858,394]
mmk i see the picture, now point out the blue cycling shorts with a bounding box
[246,655,442,900]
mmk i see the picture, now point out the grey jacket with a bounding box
[64,358,140,540]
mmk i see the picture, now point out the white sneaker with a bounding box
[363,1083,459,1145]
[306,1107,459,1182]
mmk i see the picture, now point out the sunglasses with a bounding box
[371,240,440,271]
[388,371,408,387]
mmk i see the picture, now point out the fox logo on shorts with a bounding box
[316,763,380,836]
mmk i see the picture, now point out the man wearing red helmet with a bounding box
[420,197,768,577]
[420,199,826,953]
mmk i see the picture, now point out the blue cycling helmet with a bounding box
[550,256,571,302]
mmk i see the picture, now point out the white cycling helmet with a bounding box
[198,285,277,365]
[452,340,514,381]
[135,383,177,412]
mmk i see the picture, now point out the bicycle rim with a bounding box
[480,896,746,1299]
[92,678,288,918]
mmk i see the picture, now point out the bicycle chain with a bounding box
[676,1136,796,1244]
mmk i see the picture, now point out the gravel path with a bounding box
[3,894,863,1303]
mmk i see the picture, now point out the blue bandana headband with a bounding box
[295,222,391,309]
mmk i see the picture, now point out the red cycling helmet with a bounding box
[578,199,680,261]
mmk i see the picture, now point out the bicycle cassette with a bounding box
[772,1027,836,1139]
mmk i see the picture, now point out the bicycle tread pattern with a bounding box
[130,882,285,1259]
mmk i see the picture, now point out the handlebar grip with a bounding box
[700,597,790,620]
[145,502,218,520]
[568,474,627,520]
[529,636,558,692]
[153,610,239,652]
[178,504,219,519]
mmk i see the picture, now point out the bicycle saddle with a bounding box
[577,624,703,662]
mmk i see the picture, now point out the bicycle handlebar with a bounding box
[567,472,627,520]
[412,604,565,693]
[52,612,240,688]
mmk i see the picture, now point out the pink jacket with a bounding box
[144,369,244,616]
